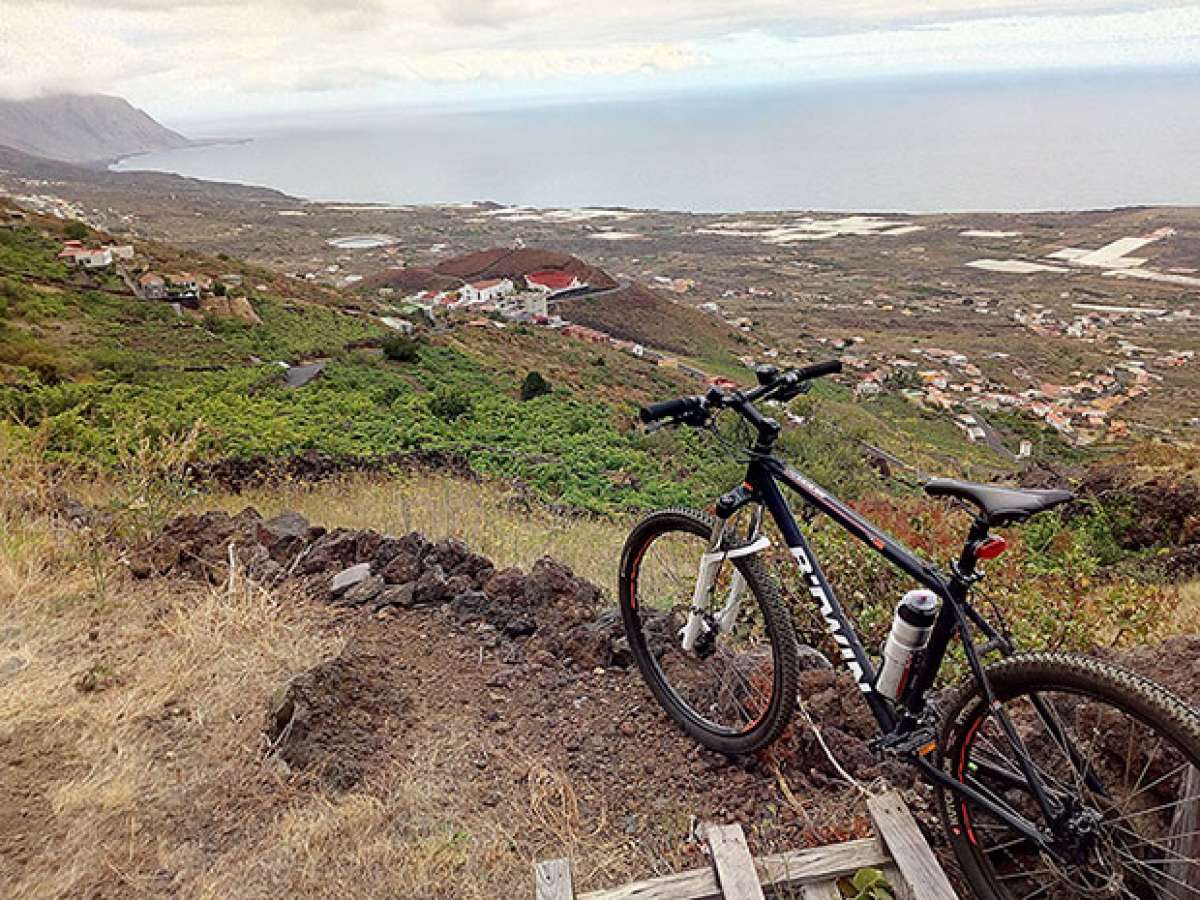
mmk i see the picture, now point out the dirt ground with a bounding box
[8,499,1200,899]
[0,580,880,899]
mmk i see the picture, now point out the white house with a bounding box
[78,248,113,269]
[105,245,135,261]
[405,289,453,307]
[460,278,515,305]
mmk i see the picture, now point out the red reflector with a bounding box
[975,536,1008,560]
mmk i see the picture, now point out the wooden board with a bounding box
[536,857,575,900]
[578,836,890,900]
[867,791,957,900]
[798,881,841,900]
[703,824,765,900]
[881,863,914,900]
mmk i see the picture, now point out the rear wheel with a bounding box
[937,653,1200,899]
[618,507,798,755]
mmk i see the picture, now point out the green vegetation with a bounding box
[382,334,421,362]
[520,370,552,401]
[0,228,755,510]
[841,869,894,900]
[0,228,70,281]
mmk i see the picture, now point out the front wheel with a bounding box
[618,507,798,755]
[936,653,1200,899]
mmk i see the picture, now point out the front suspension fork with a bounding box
[680,507,768,651]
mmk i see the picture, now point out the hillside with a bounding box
[0,207,770,512]
[0,94,191,164]
[360,247,618,294]
[361,246,745,371]
[6,189,1200,900]
[557,280,745,367]
[432,247,618,290]
[0,203,1077,510]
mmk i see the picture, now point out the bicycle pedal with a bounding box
[873,726,939,759]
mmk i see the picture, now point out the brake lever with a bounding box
[776,381,812,403]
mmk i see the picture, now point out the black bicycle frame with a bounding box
[734,451,1059,849]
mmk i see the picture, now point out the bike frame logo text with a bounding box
[790,545,873,693]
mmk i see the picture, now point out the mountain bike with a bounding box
[621,360,1200,899]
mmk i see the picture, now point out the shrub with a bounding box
[383,335,422,363]
[63,222,90,241]
[520,370,552,401]
[882,368,921,392]
[19,352,65,385]
[429,387,472,421]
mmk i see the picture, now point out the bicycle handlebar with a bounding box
[793,359,843,382]
[639,396,706,424]
[638,360,842,428]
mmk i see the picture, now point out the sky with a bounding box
[1,1,1199,124]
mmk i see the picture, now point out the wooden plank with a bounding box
[1167,765,1200,890]
[703,824,765,900]
[881,863,913,900]
[755,837,891,894]
[867,791,957,900]
[578,837,889,900]
[798,881,841,900]
[536,857,575,900]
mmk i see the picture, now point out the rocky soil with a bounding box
[124,506,1200,890]
[128,507,897,865]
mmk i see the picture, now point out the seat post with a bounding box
[956,516,990,580]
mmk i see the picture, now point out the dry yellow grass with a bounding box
[2,573,338,897]
[0,456,662,899]
[200,473,635,589]
[0,449,336,898]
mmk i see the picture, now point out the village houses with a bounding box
[138,273,166,300]
[460,278,515,305]
[525,269,586,294]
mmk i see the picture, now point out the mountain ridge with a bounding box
[0,94,191,164]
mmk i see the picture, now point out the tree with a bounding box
[63,222,89,241]
[382,335,421,363]
[520,370,552,401]
[429,387,472,421]
[882,367,921,392]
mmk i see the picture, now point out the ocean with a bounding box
[118,69,1200,214]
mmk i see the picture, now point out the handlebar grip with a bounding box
[639,396,703,424]
[795,360,842,382]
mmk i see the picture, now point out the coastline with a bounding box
[102,136,252,171]
[83,149,1200,219]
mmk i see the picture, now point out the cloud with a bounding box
[0,0,1197,119]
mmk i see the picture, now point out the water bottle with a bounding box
[875,589,939,702]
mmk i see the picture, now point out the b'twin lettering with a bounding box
[790,545,873,693]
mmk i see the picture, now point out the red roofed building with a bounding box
[57,240,85,260]
[526,270,585,294]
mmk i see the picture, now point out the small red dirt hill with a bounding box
[359,247,618,295]
[432,247,618,290]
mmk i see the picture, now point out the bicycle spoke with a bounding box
[1107,794,1200,829]
[1113,846,1200,897]
[949,671,1200,900]
[627,519,784,739]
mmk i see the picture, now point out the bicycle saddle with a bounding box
[924,478,1074,526]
